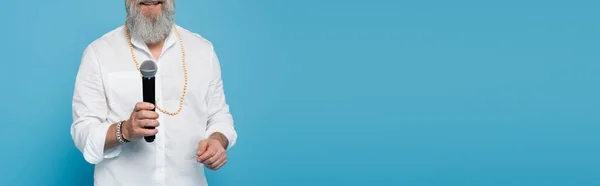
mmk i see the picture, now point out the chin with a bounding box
[140,10,160,20]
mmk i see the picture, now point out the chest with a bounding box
[96,43,213,117]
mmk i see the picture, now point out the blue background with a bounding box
[1,0,599,185]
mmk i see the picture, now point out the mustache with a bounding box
[125,0,175,17]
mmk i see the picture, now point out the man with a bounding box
[70,0,237,185]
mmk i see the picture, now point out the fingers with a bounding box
[133,109,159,129]
[134,127,158,136]
[144,128,159,136]
[196,140,209,156]
[204,150,222,165]
[211,159,227,170]
[207,154,227,170]
[137,119,160,129]
[134,102,155,112]
[135,110,159,120]
[197,148,215,163]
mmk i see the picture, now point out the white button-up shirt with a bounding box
[70,25,237,186]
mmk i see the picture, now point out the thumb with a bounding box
[197,140,209,156]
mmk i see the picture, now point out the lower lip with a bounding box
[140,3,162,7]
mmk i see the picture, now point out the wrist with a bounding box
[123,120,132,141]
[209,132,228,149]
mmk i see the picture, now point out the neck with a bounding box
[147,40,165,61]
[147,39,165,49]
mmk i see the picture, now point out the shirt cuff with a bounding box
[83,123,122,164]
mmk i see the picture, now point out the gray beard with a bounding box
[125,1,175,44]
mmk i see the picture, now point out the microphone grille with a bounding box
[140,60,158,77]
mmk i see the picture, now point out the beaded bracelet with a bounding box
[116,121,130,144]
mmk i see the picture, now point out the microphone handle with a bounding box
[142,77,156,143]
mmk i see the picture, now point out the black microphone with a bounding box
[140,60,158,143]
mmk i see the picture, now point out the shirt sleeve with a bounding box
[205,47,238,150]
[70,45,122,164]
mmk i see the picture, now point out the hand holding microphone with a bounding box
[121,102,160,142]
